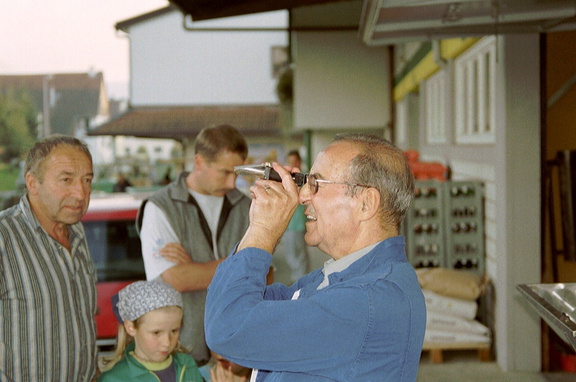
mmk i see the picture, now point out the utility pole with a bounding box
[42,74,52,138]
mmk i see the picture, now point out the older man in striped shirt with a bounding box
[0,135,97,381]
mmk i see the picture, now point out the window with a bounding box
[424,70,447,144]
[454,36,496,144]
[84,219,144,282]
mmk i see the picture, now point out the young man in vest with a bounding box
[138,124,251,370]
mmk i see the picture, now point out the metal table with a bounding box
[517,283,576,351]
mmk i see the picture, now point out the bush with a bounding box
[0,167,20,191]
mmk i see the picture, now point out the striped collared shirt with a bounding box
[0,195,97,381]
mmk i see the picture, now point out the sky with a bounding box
[0,0,169,99]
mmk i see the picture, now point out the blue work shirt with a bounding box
[205,236,426,382]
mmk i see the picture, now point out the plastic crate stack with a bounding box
[403,179,485,275]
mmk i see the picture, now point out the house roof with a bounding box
[0,72,105,135]
[88,104,285,141]
[0,72,103,90]
[169,0,352,21]
[115,1,352,27]
[115,5,176,32]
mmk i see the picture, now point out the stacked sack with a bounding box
[416,268,491,345]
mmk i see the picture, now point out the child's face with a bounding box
[125,306,183,363]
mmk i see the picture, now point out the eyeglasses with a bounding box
[306,173,371,195]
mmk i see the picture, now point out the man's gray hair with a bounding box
[332,133,414,228]
[25,134,92,183]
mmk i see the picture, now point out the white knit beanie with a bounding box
[117,280,183,322]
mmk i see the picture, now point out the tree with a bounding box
[0,89,37,164]
[275,66,293,105]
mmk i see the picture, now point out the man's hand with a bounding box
[238,162,300,253]
[158,242,192,265]
[210,361,248,382]
[209,352,251,381]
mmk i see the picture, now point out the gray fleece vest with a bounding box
[136,172,251,366]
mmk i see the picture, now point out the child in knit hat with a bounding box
[98,280,204,382]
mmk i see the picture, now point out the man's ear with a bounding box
[124,320,137,337]
[25,172,38,195]
[359,188,380,220]
[193,154,205,169]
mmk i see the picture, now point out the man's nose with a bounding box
[71,179,89,199]
[299,181,311,204]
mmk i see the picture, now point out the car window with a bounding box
[84,219,145,282]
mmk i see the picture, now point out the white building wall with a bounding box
[85,136,114,165]
[125,10,288,106]
[394,93,420,151]
[494,34,541,372]
[293,31,389,130]
[113,136,175,164]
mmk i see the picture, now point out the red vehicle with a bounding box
[81,192,148,352]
